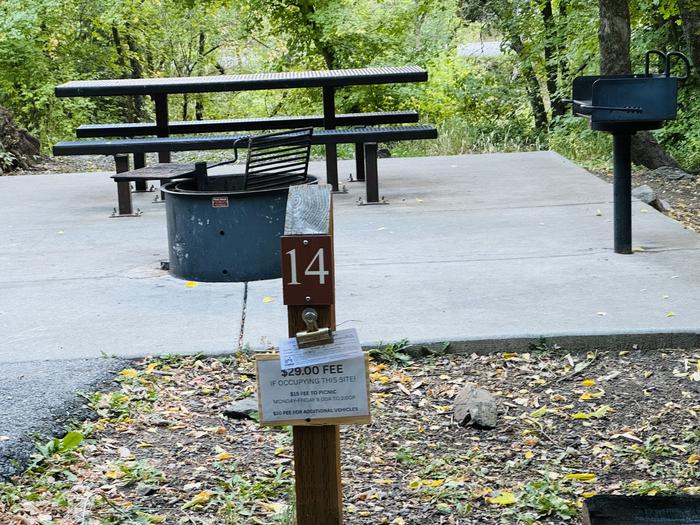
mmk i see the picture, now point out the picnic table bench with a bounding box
[54,67,437,212]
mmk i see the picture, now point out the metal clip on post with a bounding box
[295,308,333,348]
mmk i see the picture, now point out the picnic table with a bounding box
[55,66,429,191]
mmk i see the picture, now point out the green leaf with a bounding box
[59,431,83,452]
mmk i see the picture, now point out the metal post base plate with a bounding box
[357,197,389,206]
[110,208,142,218]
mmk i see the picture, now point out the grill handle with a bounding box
[645,50,667,76]
[666,51,690,81]
[645,49,690,81]
[569,100,643,115]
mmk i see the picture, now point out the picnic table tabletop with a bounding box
[55,66,428,97]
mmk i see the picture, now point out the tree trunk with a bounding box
[0,107,41,173]
[598,0,631,75]
[542,0,565,119]
[679,0,700,82]
[509,36,549,132]
[195,31,206,120]
[598,0,679,169]
[297,1,336,68]
[124,30,146,122]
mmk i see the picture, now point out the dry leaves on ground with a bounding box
[1,345,699,524]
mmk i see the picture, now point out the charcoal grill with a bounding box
[569,50,690,253]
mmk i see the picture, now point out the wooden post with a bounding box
[283,185,343,525]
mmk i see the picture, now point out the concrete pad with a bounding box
[0,172,245,363]
[242,151,700,350]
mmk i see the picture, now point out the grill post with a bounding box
[613,133,633,255]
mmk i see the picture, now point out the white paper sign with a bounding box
[278,328,363,369]
[256,354,370,425]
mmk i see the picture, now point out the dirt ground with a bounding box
[1,346,698,525]
[592,167,699,232]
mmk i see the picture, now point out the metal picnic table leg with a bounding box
[114,154,134,216]
[354,143,366,181]
[364,142,379,203]
[322,86,339,191]
[153,94,171,164]
[133,152,148,191]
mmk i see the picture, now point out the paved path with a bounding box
[2,151,700,476]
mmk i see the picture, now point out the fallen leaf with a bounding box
[105,469,125,480]
[185,281,198,288]
[573,405,612,420]
[689,453,700,465]
[565,473,597,481]
[530,406,548,418]
[259,501,287,514]
[181,490,213,509]
[580,389,605,401]
[487,492,518,505]
[262,296,274,303]
[666,311,676,317]
[119,369,138,378]
[581,379,596,387]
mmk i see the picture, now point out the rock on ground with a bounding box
[223,396,259,420]
[652,166,695,181]
[632,184,656,204]
[453,383,498,429]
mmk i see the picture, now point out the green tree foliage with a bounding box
[0,0,698,170]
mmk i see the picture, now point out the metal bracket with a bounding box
[357,196,389,206]
[295,308,333,348]
[110,207,142,218]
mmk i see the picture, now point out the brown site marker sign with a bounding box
[280,234,335,306]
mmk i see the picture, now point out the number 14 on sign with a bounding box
[280,235,335,305]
